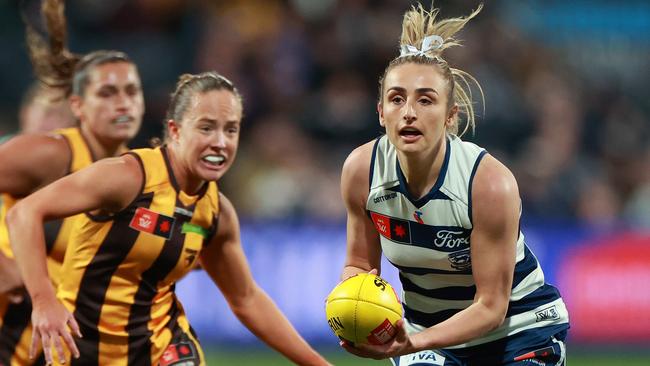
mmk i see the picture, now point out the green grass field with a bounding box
[205,347,650,365]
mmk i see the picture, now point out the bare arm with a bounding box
[200,193,331,366]
[340,141,382,280]
[6,155,142,363]
[0,134,70,296]
[0,134,71,197]
[410,154,520,350]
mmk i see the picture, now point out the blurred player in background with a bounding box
[7,71,331,366]
[339,3,569,365]
[0,81,75,144]
[0,0,144,364]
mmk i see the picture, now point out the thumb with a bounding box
[394,319,408,342]
[368,268,378,275]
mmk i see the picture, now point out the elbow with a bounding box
[6,202,29,231]
[478,297,509,332]
[227,286,259,319]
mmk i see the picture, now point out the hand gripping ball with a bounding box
[325,273,402,345]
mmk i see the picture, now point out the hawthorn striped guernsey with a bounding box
[56,146,218,365]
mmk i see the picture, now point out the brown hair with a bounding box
[163,71,243,141]
[379,3,484,137]
[24,0,134,97]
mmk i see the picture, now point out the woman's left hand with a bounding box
[340,319,417,360]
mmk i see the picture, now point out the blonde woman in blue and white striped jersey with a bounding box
[339,3,569,366]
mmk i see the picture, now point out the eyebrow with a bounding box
[387,86,439,95]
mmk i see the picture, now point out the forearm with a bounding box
[412,300,506,351]
[6,204,56,304]
[232,286,327,365]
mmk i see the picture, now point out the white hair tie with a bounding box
[399,35,444,58]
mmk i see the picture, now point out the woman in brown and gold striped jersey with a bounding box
[7,72,331,366]
[0,1,144,364]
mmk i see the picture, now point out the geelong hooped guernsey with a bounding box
[366,134,569,348]
[0,127,93,366]
[57,146,218,365]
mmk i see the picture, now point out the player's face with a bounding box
[378,63,455,156]
[71,61,144,144]
[173,89,242,186]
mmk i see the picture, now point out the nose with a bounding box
[212,130,227,149]
[403,100,416,123]
[114,91,132,112]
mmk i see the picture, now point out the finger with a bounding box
[68,315,83,339]
[61,327,80,359]
[41,331,53,365]
[30,329,40,359]
[368,268,378,275]
[53,332,67,365]
[395,319,408,341]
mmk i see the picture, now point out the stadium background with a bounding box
[1,0,649,364]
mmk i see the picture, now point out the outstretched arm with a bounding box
[6,154,142,364]
[200,193,331,366]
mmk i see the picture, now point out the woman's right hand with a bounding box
[31,297,81,364]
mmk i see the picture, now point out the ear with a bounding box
[68,95,83,120]
[377,102,385,128]
[167,119,181,141]
[446,104,459,128]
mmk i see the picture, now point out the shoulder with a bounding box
[214,192,240,240]
[471,154,520,224]
[341,139,376,206]
[0,132,71,162]
[341,140,376,187]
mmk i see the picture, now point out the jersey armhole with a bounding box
[467,149,488,226]
[85,152,146,222]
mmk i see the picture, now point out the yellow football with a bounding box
[325,273,402,345]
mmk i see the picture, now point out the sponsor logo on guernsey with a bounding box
[434,229,470,249]
[370,212,410,244]
[184,248,199,267]
[129,207,175,240]
[160,341,197,366]
[535,305,560,322]
[396,350,445,365]
[373,192,398,204]
[413,210,424,224]
[448,248,471,271]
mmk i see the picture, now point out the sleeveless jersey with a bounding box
[57,146,218,366]
[0,127,93,366]
[366,134,569,348]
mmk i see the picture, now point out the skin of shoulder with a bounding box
[0,133,72,197]
[341,140,375,211]
[471,154,520,230]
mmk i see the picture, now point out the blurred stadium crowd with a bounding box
[0,0,648,227]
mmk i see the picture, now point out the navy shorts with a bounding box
[391,327,567,366]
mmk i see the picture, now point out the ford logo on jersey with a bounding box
[434,229,470,249]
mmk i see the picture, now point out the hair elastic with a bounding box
[399,34,444,58]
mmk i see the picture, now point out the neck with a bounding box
[166,144,205,195]
[80,126,128,159]
[397,137,447,200]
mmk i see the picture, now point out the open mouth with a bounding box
[113,115,134,125]
[202,154,226,168]
[399,127,422,137]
